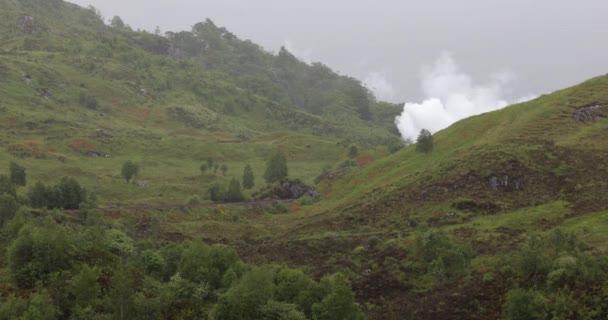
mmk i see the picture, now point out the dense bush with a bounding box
[28,177,88,210]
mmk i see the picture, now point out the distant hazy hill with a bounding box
[0,0,401,204]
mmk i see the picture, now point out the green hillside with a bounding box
[0,0,401,205]
[2,0,608,319]
[265,75,608,319]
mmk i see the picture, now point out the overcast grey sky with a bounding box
[68,0,608,102]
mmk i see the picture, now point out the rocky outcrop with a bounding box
[254,179,320,200]
[573,104,605,122]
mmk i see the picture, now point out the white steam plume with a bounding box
[395,53,536,141]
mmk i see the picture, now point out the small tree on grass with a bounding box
[208,183,225,202]
[207,158,215,170]
[220,164,228,176]
[0,175,16,198]
[264,151,288,184]
[242,164,255,190]
[9,162,26,188]
[121,161,139,183]
[200,163,208,175]
[348,145,359,158]
[225,178,244,202]
[415,129,434,154]
[0,194,19,227]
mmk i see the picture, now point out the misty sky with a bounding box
[68,0,608,103]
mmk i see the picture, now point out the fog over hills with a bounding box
[69,0,608,103]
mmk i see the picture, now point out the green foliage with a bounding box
[199,163,208,175]
[411,230,472,282]
[0,175,16,198]
[71,264,102,307]
[27,177,87,210]
[312,273,365,320]
[121,160,140,183]
[7,223,75,288]
[415,129,434,153]
[110,16,125,29]
[503,289,550,320]
[0,194,19,227]
[79,93,99,110]
[221,164,229,176]
[387,138,406,154]
[9,161,26,187]
[242,164,255,190]
[106,229,135,256]
[212,266,276,320]
[264,151,289,183]
[208,183,225,202]
[179,241,239,290]
[348,145,359,158]
[140,249,166,277]
[225,178,245,202]
[260,300,307,320]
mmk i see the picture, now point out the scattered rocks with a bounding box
[37,88,52,98]
[86,151,101,157]
[21,16,34,34]
[254,179,320,200]
[96,129,113,138]
[136,181,149,188]
[573,104,605,122]
[487,175,522,191]
[23,74,32,86]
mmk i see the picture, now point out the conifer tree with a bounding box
[415,129,434,154]
[264,152,288,183]
[242,164,255,190]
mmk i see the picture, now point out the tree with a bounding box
[208,183,225,202]
[9,162,26,187]
[110,16,125,28]
[0,175,16,198]
[28,181,47,208]
[415,129,434,153]
[207,158,215,169]
[221,164,229,176]
[242,164,255,190]
[312,274,364,320]
[225,178,244,202]
[212,267,275,320]
[200,163,208,175]
[264,152,288,183]
[121,161,139,183]
[0,194,19,227]
[56,177,87,210]
[348,146,359,158]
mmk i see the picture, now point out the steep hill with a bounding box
[0,0,401,205]
[258,74,608,319]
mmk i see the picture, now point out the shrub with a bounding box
[415,129,433,153]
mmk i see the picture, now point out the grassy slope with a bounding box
[200,75,608,318]
[0,0,396,205]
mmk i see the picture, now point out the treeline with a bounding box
[0,213,364,319]
[158,19,375,121]
[0,162,364,319]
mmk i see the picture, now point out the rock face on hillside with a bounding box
[254,179,320,200]
[573,104,605,122]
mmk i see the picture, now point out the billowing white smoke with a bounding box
[395,53,536,141]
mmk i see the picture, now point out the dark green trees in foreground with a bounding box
[264,151,289,183]
[416,129,434,153]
